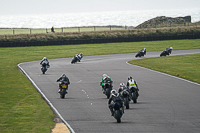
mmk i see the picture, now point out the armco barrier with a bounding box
[0,33,200,47]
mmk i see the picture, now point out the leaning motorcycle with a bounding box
[130,87,138,103]
[135,50,145,57]
[160,48,172,57]
[121,89,130,109]
[103,81,112,99]
[113,102,124,123]
[71,56,78,64]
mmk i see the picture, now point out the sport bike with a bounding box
[160,48,172,57]
[103,81,112,99]
[58,82,68,99]
[112,102,124,123]
[121,89,130,109]
[135,48,146,57]
[41,62,49,74]
[130,87,138,103]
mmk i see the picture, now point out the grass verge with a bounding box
[128,54,200,84]
[0,39,200,132]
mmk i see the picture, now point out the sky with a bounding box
[1,0,200,15]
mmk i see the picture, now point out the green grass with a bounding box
[128,54,200,84]
[0,39,200,132]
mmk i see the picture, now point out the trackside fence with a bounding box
[0,26,129,35]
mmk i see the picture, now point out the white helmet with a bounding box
[43,57,47,60]
[120,83,125,88]
[111,89,117,96]
[170,47,173,49]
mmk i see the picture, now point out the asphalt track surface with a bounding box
[19,49,200,133]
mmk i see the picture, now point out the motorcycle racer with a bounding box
[40,57,50,69]
[108,89,124,116]
[127,76,139,97]
[100,74,113,93]
[57,74,70,93]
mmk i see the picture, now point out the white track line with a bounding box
[126,61,200,86]
[18,63,75,133]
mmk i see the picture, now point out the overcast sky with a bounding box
[1,0,200,15]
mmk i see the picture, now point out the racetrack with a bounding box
[19,49,200,133]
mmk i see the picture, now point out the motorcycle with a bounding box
[41,62,49,74]
[135,48,146,57]
[58,82,68,99]
[71,53,83,64]
[103,81,112,99]
[130,87,139,103]
[121,89,130,109]
[78,53,83,61]
[160,48,172,57]
[71,56,78,64]
[113,102,124,123]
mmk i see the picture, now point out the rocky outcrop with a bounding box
[135,16,191,29]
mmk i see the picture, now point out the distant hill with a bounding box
[135,16,191,29]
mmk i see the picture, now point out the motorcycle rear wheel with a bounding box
[125,98,129,109]
[60,88,66,99]
[132,93,137,103]
[116,110,121,123]
[106,88,111,99]
[42,68,46,74]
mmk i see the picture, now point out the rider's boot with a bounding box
[58,87,61,93]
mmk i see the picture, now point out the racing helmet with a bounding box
[170,47,173,49]
[102,74,107,78]
[120,83,125,88]
[43,57,47,60]
[111,89,117,96]
[128,76,132,80]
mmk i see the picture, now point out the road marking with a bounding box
[77,80,82,83]
[52,123,70,133]
[126,61,200,86]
